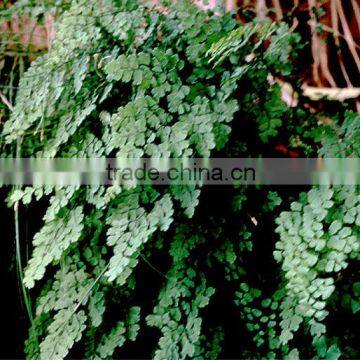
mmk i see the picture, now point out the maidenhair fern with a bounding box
[275,187,359,345]
[94,306,141,358]
[39,308,87,360]
[1,0,359,359]
[23,206,84,289]
[105,192,173,283]
[147,227,215,360]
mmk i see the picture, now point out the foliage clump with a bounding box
[1,0,359,359]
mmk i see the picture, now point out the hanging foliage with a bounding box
[0,0,359,359]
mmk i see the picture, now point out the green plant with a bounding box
[1,0,359,359]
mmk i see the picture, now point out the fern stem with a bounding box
[72,263,110,315]
[14,201,34,324]
[14,136,34,324]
